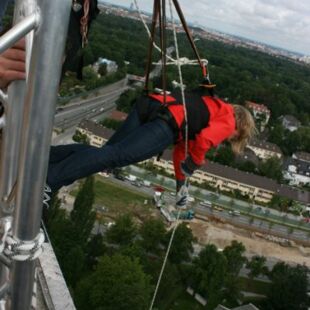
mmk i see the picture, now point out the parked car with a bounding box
[188,196,195,203]
[229,210,241,216]
[213,206,224,212]
[200,200,212,207]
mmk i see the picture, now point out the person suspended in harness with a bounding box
[47,86,256,206]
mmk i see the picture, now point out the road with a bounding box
[51,78,310,244]
[54,79,127,130]
[120,165,310,246]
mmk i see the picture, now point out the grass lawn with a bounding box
[239,277,270,295]
[93,176,157,221]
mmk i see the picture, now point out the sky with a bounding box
[99,0,310,56]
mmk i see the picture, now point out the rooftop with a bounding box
[281,115,301,126]
[293,152,310,163]
[77,119,114,140]
[160,149,309,204]
[108,110,128,121]
[245,101,270,113]
[248,139,282,154]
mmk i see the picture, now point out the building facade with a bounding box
[77,119,309,206]
[247,139,282,161]
[76,119,114,147]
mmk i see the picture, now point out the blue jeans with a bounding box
[47,105,174,191]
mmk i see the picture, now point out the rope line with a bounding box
[133,0,207,67]
[1,227,45,261]
[133,0,175,63]
[149,210,181,310]
[169,0,188,158]
[149,1,190,308]
[152,57,208,66]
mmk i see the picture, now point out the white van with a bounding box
[200,200,212,207]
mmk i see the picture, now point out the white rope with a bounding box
[148,211,181,310]
[168,0,188,158]
[133,0,175,63]
[149,1,190,309]
[153,57,208,66]
[3,229,45,261]
[133,0,207,68]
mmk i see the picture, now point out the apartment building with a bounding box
[77,119,309,206]
[150,149,309,206]
[283,157,310,186]
[76,119,114,147]
[245,101,270,131]
[280,115,301,132]
[247,139,282,161]
[293,152,310,163]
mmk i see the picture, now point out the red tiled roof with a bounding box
[245,101,270,114]
[109,110,128,121]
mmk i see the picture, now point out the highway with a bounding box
[51,78,310,245]
[122,165,310,246]
[54,79,128,130]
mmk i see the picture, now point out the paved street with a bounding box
[54,79,128,130]
[124,165,310,246]
[50,78,310,246]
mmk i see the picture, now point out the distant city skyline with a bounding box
[99,0,310,56]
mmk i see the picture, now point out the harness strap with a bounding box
[144,0,160,93]
[144,0,212,92]
[80,0,90,47]
[172,0,207,79]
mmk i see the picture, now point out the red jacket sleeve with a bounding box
[190,115,234,165]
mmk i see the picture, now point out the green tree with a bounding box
[143,259,182,309]
[223,240,247,276]
[62,245,85,288]
[98,63,108,76]
[165,223,194,264]
[214,145,235,165]
[140,218,166,253]
[223,274,242,308]
[100,118,123,130]
[70,177,96,246]
[246,255,268,279]
[82,66,98,80]
[106,214,137,246]
[221,241,246,307]
[258,157,283,182]
[236,160,257,174]
[269,195,291,212]
[191,244,228,309]
[268,123,285,147]
[85,234,106,271]
[75,255,152,310]
[72,130,89,144]
[116,88,142,113]
[267,262,309,310]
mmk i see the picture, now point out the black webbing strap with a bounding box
[144,0,160,93]
[144,0,211,94]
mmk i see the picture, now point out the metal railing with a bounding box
[0,0,71,309]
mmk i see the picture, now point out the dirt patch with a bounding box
[189,219,310,268]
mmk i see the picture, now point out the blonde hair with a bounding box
[230,105,257,154]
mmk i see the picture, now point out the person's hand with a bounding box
[176,184,189,209]
[0,39,26,89]
[181,156,201,177]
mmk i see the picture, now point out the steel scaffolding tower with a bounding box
[0,0,71,308]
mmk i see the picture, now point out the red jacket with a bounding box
[149,94,236,181]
